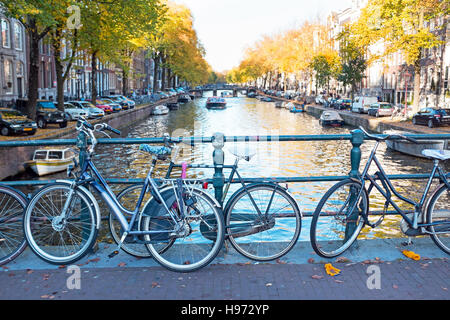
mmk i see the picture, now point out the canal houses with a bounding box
[0,10,27,106]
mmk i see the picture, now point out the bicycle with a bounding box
[113,144,302,262]
[0,185,28,266]
[310,126,450,258]
[23,118,225,272]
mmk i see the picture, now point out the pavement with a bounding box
[1,237,449,301]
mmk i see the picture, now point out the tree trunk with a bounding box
[153,55,159,93]
[91,51,98,104]
[26,19,40,120]
[122,68,128,96]
[413,56,421,114]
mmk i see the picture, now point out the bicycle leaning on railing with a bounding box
[112,142,302,262]
[0,185,28,266]
[22,118,225,273]
[310,126,450,258]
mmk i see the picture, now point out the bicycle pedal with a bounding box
[108,250,119,258]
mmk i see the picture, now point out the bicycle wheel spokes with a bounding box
[25,184,97,264]
[310,180,367,258]
[226,185,301,261]
[427,186,450,254]
[144,188,224,272]
[0,188,27,265]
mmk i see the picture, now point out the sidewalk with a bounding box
[0,238,449,300]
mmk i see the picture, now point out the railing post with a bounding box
[75,126,90,243]
[212,132,225,206]
[346,129,365,241]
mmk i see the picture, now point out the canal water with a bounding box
[15,90,450,242]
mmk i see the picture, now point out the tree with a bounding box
[337,31,367,101]
[351,0,449,112]
[0,0,63,118]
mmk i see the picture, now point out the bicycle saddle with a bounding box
[139,144,172,159]
[421,149,450,161]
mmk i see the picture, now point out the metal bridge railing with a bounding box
[1,130,450,215]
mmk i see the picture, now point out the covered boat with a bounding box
[319,111,345,127]
[177,95,191,103]
[25,148,75,176]
[384,130,445,158]
[290,104,304,113]
[152,104,169,115]
[166,102,179,110]
[206,97,227,109]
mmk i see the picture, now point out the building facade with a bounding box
[0,12,27,106]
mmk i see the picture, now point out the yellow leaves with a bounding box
[402,250,421,260]
[324,263,341,277]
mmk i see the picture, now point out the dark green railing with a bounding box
[1,130,449,215]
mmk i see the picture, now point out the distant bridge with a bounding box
[189,85,249,97]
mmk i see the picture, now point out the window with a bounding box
[13,22,23,50]
[1,19,10,48]
[3,60,13,94]
[34,151,48,160]
[16,61,24,76]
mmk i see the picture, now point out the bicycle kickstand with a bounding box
[108,232,129,258]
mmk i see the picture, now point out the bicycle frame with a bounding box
[75,153,180,238]
[358,141,449,229]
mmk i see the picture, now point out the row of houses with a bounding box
[328,0,449,108]
[0,13,172,106]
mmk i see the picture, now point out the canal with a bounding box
[14,90,450,242]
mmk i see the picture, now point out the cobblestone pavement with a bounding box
[1,258,448,301]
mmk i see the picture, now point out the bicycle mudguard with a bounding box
[56,180,101,229]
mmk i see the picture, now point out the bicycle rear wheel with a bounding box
[310,179,368,258]
[24,183,98,265]
[225,184,301,261]
[0,186,28,266]
[109,184,174,257]
[142,187,224,272]
[426,184,450,254]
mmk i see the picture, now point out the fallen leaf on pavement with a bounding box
[393,284,398,289]
[311,275,324,280]
[265,283,273,287]
[118,262,126,267]
[307,258,315,264]
[276,259,286,264]
[335,257,350,263]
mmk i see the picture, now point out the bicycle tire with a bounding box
[142,187,224,272]
[24,183,98,265]
[108,184,174,258]
[0,185,28,266]
[224,183,301,261]
[426,184,450,255]
[310,179,368,258]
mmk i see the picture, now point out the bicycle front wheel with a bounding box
[426,184,450,254]
[142,187,224,272]
[225,184,301,261]
[0,186,28,266]
[24,183,98,265]
[310,179,368,258]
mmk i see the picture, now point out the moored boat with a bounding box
[25,148,75,176]
[152,104,170,115]
[319,110,345,127]
[384,130,445,158]
[206,97,227,109]
[290,104,304,113]
[167,102,179,110]
[177,95,191,103]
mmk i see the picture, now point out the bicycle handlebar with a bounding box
[358,126,418,144]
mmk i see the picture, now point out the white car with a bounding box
[64,102,89,120]
[68,101,105,119]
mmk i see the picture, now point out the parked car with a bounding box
[0,108,37,136]
[16,99,69,129]
[368,102,394,117]
[97,99,121,112]
[68,101,105,119]
[64,102,89,120]
[352,96,379,113]
[412,107,450,128]
[102,96,129,110]
[334,99,352,110]
[95,100,114,114]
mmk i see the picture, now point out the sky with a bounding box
[173,0,353,73]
